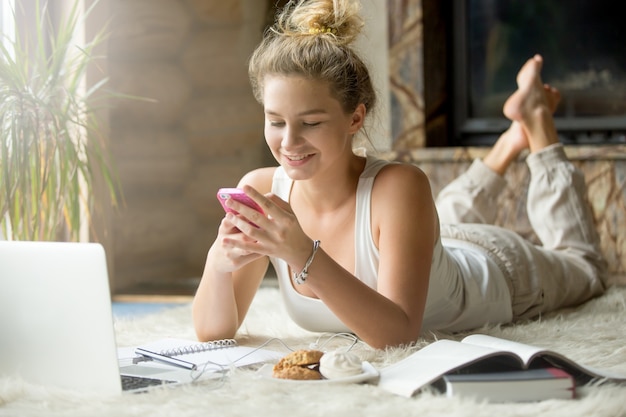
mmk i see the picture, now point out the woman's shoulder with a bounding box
[371,159,431,193]
[369,159,434,214]
[237,166,279,194]
[369,159,437,238]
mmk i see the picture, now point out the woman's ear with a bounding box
[348,103,366,134]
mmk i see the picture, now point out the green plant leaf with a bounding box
[0,0,119,241]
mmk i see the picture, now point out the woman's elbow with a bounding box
[194,322,237,343]
[366,321,423,350]
[192,307,238,342]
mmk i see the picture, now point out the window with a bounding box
[1,0,16,51]
[451,0,626,146]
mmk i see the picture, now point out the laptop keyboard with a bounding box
[121,374,176,391]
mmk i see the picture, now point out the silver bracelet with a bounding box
[292,240,321,285]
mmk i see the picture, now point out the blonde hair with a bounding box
[248,0,376,117]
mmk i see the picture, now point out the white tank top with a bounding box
[269,156,512,334]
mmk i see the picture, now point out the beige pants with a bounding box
[435,144,606,320]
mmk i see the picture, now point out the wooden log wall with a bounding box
[106,0,271,293]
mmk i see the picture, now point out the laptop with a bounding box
[0,241,217,394]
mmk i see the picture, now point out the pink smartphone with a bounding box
[216,188,264,215]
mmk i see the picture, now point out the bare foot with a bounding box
[503,55,549,121]
[542,83,561,114]
[502,54,560,152]
[483,83,562,175]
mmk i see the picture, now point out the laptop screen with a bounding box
[0,241,122,395]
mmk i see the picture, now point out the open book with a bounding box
[377,334,626,398]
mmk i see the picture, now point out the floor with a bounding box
[111,294,192,318]
[111,276,278,318]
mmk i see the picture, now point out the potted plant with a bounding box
[0,0,118,241]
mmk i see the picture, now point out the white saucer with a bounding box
[255,361,380,385]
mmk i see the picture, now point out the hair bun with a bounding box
[277,0,363,46]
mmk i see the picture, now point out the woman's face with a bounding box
[262,75,364,181]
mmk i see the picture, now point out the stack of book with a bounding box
[442,367,574,402]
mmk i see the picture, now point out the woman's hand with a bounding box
[221,185,314,271]
[209,211,266,274]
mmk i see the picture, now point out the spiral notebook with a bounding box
[120,337,282,374]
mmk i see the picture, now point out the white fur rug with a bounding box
[2,285,626,417]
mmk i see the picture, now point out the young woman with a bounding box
[193,0,607,349]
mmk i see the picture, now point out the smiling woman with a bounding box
[261,75,366,181]
[192,0,607,350]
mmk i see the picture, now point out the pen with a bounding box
[135,347,197,371]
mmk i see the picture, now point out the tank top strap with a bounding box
[271,166,293,201]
